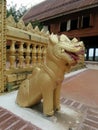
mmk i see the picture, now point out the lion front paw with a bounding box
[44,110,54,116]
[54,105,61,112]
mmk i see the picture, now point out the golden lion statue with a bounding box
[16,34,84,116]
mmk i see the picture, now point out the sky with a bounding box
[7,0,46,9]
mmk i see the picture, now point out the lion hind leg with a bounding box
[42,88,54,116]
[16,79,30,107]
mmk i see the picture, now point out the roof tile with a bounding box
[23,0,98,23]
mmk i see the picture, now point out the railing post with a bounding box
[25,43,30,67]
[42,46,47,64]
[18,42,24,68]
[37,45,42,64]
[32,44,37,65]
[9,40,16,69]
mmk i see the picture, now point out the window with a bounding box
[60,21,67,32]
[95,48,98,61]
[66,20,71,31]
[60,18,78,32]
[70,19,78,30]
[81,15,90,28]
[48,25,50,32]
[89,48,94,61]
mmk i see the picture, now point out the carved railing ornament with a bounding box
[26,23,34,33]
[34,26,40,34]
[6,14,50,37]
[17,18,26,30]
[7,15,16,27]
[45,30,50,36]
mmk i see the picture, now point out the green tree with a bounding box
[7,2,43,29]
[7,2,27,22]
[31,20,43,30]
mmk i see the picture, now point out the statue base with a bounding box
[30,102,84,130]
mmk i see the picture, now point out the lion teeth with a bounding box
[61,49,65,53]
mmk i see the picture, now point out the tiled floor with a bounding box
[0,97,98,130]
[60,97,98,130]
[0,90,85,130]
[0,107,41,130]
[62,69,98,107]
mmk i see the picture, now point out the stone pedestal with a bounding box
[31,102,84,130]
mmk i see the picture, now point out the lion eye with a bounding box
[65,63,69,66]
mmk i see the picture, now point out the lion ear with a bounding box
[49,33,58,44]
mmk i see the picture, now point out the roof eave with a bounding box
[24,4,98,23]
[39,4,98,22]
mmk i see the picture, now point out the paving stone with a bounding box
[87,109,98,117]
[62,69,98,107]
[60,97,66,103]
[81,125,92,130]
[64,99,73,105]
[87,115,98,122]
[0,107,41,130]
[72,102,80,108]
[0,116,18,129]
[60,97,98,130]
[79,104,88,112]
[0,113,12,123]
[83,119,98,128]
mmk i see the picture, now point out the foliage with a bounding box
[7,2,27,22]
[31,20,43,30]
[7,2,43,29]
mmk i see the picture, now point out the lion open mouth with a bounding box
[64,49,84,63]
[65,50,79,61]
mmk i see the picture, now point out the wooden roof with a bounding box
[23,0,98,23]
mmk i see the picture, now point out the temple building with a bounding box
[23,0,98,62]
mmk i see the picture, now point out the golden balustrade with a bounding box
[0,8,49,91]
[6,40,47,70]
